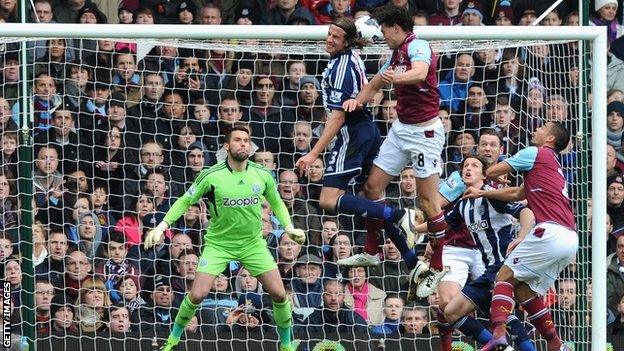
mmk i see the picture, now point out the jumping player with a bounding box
[295,17,429,283]
[145,126,306,351]
[464,121,576,351]
[338,6,448,294]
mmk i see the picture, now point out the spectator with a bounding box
[140,275,176,333]
[608,37,624,93]
[292,254,324,312]
[115,190,169,247]
[119,275,145,318]
[76,211,103,259]
[133,7,156,24]
[32,222,48,267]
[199,3,222,25]
[370,237,411,297]
[458,83,492,131]
[460,1,484,26]
[324,232,352,279]
[320,217,339,258]
[278,170,322,245]
[201,273,238,325]
[17,72,62,132]
[35,278,55,334]
[311,0,354,25]
[94,231,140,303]
[545,94,570,122]
[34,39,72,82]
[412,9,429,26]
[277,231,302,285]
[31,0,54,23]
[296,75,325,130]
[64,249,95,300]
[401,306,430,335]
[439,53,474,112]
[123,140,167,206]
[76,3,107,23]
[4,255,21,305]
[233,0,261,25]
[0,172,18,234]
[430,0,462,26]
[32,146,63,210]
[36,228,68,287]
[75,277,111,333]
[552,276,578,342]
[305,157,324,211]
[591,0,622,46]
[117,5,133,24]
[371,295,404,336]
[49,293,78,333]
[391,167,420,210]
[491,102,520,154]
[608,144,622,177]
[262,0,314,25]
[145,167,173,215]
[279,121,313,170]
[223,60,254,108]
[108,304,132,333]
[176,1,196,24]
[344,266,386,325]
[224,293,267,333]
[612,293,624,334]
[493,5,513,26]
[83,40,115,83]
[254,150,278,178]
[608,234,624,314]
[296,279,367,334]
[171,249,199,294]
[608,101,624,150]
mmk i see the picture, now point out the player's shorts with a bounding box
[505,222,578,296]
[323,120,382,190]
[441,245,485,287]
[196,238,277,277]
[373,118,445,178]
[461,268,498,314]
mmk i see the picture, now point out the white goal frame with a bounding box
[2,23,607,351]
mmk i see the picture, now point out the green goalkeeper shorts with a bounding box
[196,240,277,277]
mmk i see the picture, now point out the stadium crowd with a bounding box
[0,0,621,348]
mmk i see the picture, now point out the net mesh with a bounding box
[0,35,591,351]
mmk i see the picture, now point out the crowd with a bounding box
[0,0,620,348]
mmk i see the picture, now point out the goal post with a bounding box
[1,23,607,351]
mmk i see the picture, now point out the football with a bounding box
[355,15,383,42]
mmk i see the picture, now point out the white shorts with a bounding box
[373,118,445,178]
[441,245,486,287]
[505,222,578,296]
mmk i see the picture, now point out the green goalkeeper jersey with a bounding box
[163,160,292,248]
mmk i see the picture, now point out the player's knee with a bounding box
[319,194,337,212]
[363,181,383,200]
[269,290,287,303]
[189,285,209,304]
[443,309,459,324]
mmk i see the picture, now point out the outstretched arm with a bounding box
[296,109,344,176]
[464,184,526,202]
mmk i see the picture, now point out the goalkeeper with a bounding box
[145,126,305,351]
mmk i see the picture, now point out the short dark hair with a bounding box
[479,129,504,149]
[108,231,126,245]
[549,121,571,153]
[374,6,413,33]
[225,125,250,142]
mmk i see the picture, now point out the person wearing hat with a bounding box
[608,174,624,229]
[223,59,254,107]
[517,7,537,25]
[234,0,260,25]
[139,274,178,333]
[608,101,624,149]
[292,254,324,310]
[177,0,196,24]
[592,0,623,46]
[494,4,513,26]
[77,3,107,23]
[296,75,325,129]
[50,293,78,333]
[461,1,484,26]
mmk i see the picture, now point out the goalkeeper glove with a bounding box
[284,225,305,245]
[144,222,168,250]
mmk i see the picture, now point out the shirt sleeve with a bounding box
[407,40,432,64]
[444,201,463,229]
[439,171,466,203]
[505,146,538,172]
[326,56,354,111]
[377,55,392,75]
[263,170,293,228]
[163,169,211,225]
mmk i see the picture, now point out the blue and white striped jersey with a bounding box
[321,49,372,126]
[445,184,526,270]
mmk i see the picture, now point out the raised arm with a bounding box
[296,109,344,175]
[464,184,526,202]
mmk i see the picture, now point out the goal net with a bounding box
[0,25,605,351]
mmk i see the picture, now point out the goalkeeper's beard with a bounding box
[230,150,249,162]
